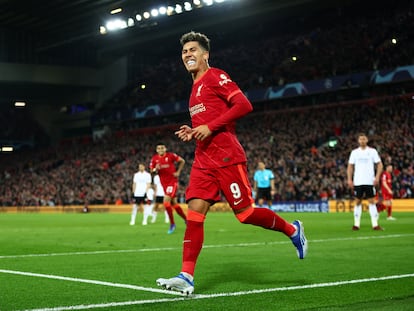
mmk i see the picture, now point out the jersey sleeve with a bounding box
[206,70,253,132]
[172,153,181,163]
[149,156,156,170]
[373,149,381,163]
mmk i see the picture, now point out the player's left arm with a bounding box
[374,161,383,186]
[192,91,253,141]
[145,181,152,195]
[207,91,253,132]
[174,156,186,177]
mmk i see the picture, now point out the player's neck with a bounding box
[192,66,209,81]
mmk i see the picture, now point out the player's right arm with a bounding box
[149,156,159,174]
[175,125,194,142]
[347,163,354,188]
[382,173,392,194]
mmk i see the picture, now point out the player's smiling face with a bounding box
[156,145,166,156]
[182,41,209,75]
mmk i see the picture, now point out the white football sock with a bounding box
[354,204,362,227]
[143,204,154,225]
[130,204,138,223]
[369,203,379,227]
[151,211,157,223]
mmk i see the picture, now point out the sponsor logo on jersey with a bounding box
[219,73,232,86]
[190,103,206,117]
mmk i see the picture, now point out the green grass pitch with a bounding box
[0,211,413,310]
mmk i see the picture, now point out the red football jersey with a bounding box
[381,171,392,197]
[189,67,252,169]
[149,152,180,186]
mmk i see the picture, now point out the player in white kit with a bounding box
[347,133,384,230]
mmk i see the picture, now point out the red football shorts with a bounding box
[162,181,178,198]
[381,190,393,201]
[186,163,254,211]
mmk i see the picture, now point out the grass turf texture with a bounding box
[0,211,413,310]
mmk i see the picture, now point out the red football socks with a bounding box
[173,203,187,221]
[164,201,175,225]
[241,207,296,237]
[181,210,205,276]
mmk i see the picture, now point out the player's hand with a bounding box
[152,166,159,174]
[347,180,354,189]
[192,125,212,141]
[175,125,193,141]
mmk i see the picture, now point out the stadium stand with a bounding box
[0,0,413,207]
[0,94,413,207]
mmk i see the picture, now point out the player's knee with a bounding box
[235,206,254,224]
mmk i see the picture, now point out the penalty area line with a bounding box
[8,272,414,311]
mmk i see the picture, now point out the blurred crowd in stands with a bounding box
[0,95,413,207]
[1,0,414,207]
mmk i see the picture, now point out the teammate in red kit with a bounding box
[150,143,187,234]
[156,31,307,295]
[381,164,396,220]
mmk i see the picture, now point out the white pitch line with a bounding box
[0,269,185,296]
[16,273,414,311]
[1,234,412,260]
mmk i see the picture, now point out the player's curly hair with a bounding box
[180,31,210,52]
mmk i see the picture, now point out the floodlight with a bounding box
[184,2,193,11]
[106,19,127,31]
[110,8,122,14]
[175,4,183,13]
[167,6,175,15]
[159,6,167,15]
[14,101,26,107]
[151,8,159,17]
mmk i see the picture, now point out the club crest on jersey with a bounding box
[219,74,232,86]
[196,84,203,97]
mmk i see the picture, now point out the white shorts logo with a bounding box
[233,199,243,206]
